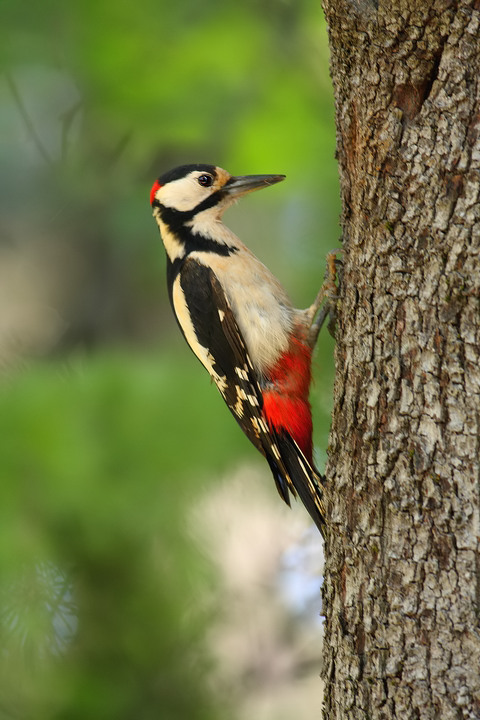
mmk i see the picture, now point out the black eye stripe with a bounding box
[198,174,213,187]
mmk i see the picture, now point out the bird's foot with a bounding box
[305,248,343,348]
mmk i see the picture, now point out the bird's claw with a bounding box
[306,248,343,348]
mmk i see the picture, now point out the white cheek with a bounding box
[159,177,209,212]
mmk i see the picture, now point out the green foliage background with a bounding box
[0,0,338,717]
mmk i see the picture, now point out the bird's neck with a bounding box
[155,206,240,263]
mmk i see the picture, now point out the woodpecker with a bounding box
[150,164,329,534]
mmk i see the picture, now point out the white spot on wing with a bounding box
[232,386,248,417]
[213,369,227,394]
[271,444,281,460]
[235,366,249,381]
[258,418,269,433]
[250,417,263,437]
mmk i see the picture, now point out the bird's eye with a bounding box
[198,174,213,187]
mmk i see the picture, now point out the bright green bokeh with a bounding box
[0,0,338,716]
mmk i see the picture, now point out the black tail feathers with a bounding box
[266,433,326,536]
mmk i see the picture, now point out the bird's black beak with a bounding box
[224,174,286,197]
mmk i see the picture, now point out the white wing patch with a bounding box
[172,274,227,392]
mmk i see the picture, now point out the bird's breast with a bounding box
[193,248,295,374]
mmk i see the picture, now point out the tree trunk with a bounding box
[321,2,480,718]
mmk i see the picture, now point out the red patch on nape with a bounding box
[150,180,162,206]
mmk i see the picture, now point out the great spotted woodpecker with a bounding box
[150,164,329,534]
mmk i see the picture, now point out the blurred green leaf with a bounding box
[0,0,337,715]
[0,353,243,719]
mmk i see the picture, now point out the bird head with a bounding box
[150,164,285,219]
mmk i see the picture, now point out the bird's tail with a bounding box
[266,432,326,536]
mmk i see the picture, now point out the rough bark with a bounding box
[321,1,480,718]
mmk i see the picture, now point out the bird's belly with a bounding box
[194,249,296,374]
[220,275,294,372]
